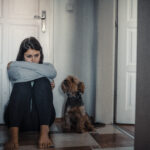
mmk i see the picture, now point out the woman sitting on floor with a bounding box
[4,37,57,149]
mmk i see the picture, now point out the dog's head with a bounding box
[61,75,85,95]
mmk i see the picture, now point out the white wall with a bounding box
[53,0,97,118]
[95,0,116,124]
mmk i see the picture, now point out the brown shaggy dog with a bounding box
[61,75,94,133]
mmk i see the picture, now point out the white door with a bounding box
[116,0,137,124]
[0,0,53,123]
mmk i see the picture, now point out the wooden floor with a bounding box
[116,124,135,136]
[0,123,134,150]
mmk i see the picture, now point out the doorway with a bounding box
[115,0,137,135]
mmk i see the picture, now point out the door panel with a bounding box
[8,25,38,60]
[8,0,39,19]
[116,0,137,123]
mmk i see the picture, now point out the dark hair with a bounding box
[16,37,44,64]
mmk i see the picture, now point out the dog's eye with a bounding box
[71,78,74,82]
[64,80,68,85]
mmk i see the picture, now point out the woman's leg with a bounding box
[19,100,40,131]
[4,82,32,127]
[4,81,32,149]
[33,77,56,148]
[33,77,55,125]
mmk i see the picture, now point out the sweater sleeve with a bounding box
[9,61,57,79]
[8,66,42,83]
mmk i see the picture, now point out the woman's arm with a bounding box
[8,66,43,83]
[9,61,57,79]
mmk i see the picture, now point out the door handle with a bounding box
[34,11,46,33]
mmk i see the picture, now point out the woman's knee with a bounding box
[34,77,50,84]
[12,82,32,96]
[9,82,32,103]
[34,77,52,90]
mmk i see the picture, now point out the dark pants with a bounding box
[4,77,56,132]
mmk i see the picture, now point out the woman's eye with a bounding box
[26,55,32,58]
[35,54,40,57]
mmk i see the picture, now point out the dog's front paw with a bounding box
[87,125,95,131]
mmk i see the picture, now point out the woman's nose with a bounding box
[30,56,34,62]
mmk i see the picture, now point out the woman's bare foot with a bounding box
[38,125,53,149]
[4,127,19,150]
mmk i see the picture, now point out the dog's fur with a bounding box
[61,75,94,133]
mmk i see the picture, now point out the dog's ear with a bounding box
[61,82,67,93]
[78,82,85,93]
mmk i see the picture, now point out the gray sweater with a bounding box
[8,61,57,84]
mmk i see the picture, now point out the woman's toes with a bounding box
[14,143,19,148]
[4,142,19,150]
[44,143,47,149]
[38,143,42,149]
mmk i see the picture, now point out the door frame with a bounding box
[113,0,118,124]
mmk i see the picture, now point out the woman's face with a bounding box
[24,49,41,63]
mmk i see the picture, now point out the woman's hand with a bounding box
[7,61,13,69]
[50,80,55,90]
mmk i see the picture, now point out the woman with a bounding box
[4,37,57,149]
